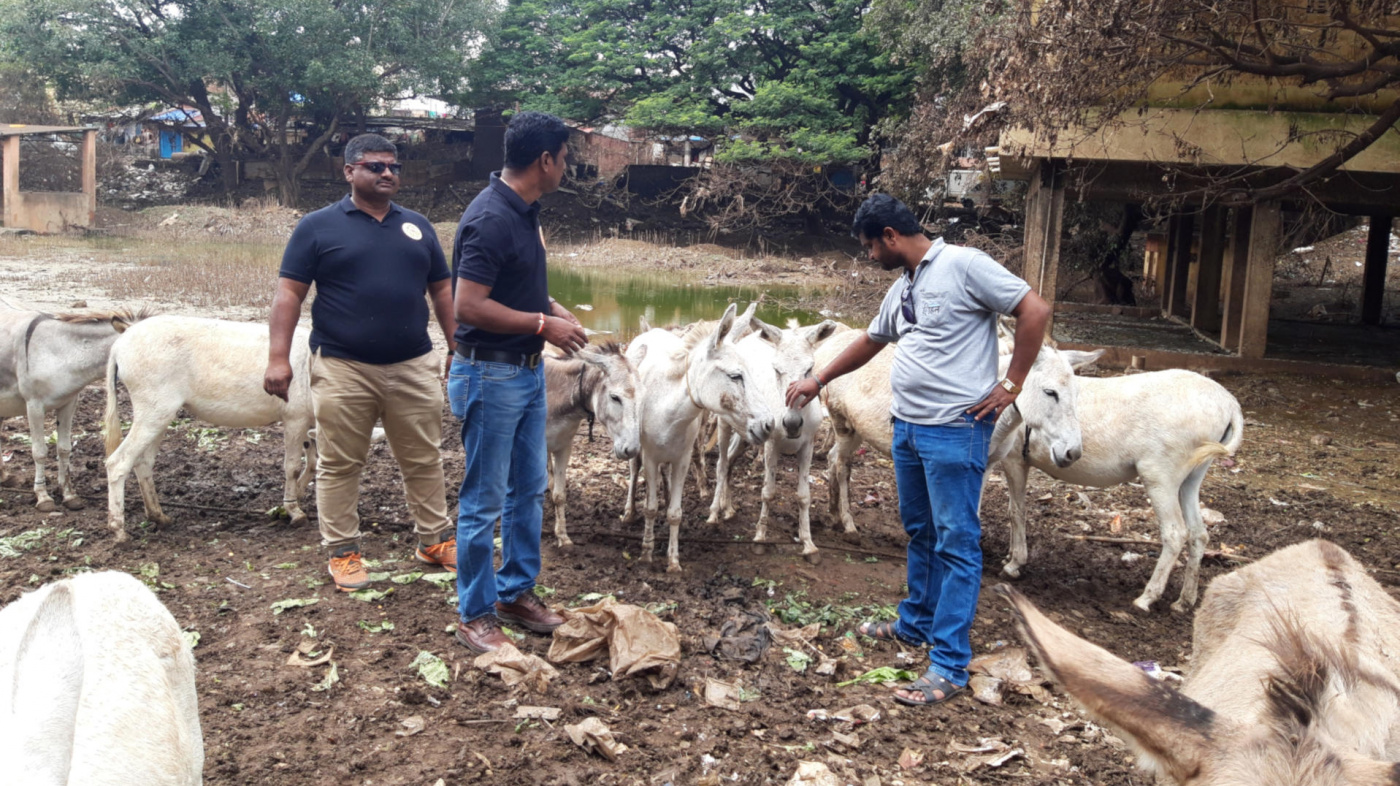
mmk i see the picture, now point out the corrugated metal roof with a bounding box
[0,125,93,137]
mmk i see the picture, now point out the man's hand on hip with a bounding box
[968,387,1016,422]
[264,359,293,402]
[542,316,588,353]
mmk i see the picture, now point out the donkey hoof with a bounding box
[1002,564,1023,579]
[289,511,309,526]
[666,563,683,574]
[1169,598,1195,614]
[1131,596,1155,614]
[803,551,823,565]
[62,496,85,511]
[556,537,574,548]
[35,498,56,513]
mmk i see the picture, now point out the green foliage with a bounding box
[467,0,914,166]
[836,666,919,687]
[270,597,320,615]
[411,651,450,688]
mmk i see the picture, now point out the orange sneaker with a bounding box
[328,550,371,591]
[415,537,458,572]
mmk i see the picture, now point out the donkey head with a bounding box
[746,317,843,439]
[577,342,643,461]
[997,347,1100,468]
[1000,584,1399,786]
[685,303,774,445]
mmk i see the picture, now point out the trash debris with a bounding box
[702,610,772,663]
[476,642,558,693]
[1108,514,1123,535]
[549,596,679,689]
[1132,661,1182,682]
[786,761,841,786]
[310,662,339,692]
[1037,716,1067,734]
[805,704,880,725]
[515,705,562,721]
[702,678,744,710]
[826,730,860,750]
[564,717,628,761]
[784,647,814,673]
[897,748,924,770]
[1201,508,1226,525]
[967,647,1052,705]
[396,715,426,737]
[286,639,334,668]
[949,737,1024,772]
[814,654,839,676]
[1121,551,1144,564]
[270,597,319,615]
[769,621,821,647]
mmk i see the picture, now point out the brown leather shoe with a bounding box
[496,592,565,634]
[455,614,511,654]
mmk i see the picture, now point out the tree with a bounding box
[0,62,59,125]
[0,0,488,205]
[466,0,915,232]
[881,0,1400,207]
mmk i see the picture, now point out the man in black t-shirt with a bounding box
[449,112,588,653]
[265,133,458,592]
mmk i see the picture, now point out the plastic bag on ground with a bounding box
[549,596,680,689]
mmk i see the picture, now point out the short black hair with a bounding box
[852,193,924,240]
[344,133,397,164]
[504,111,570,170]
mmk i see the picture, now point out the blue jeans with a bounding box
[890,413,993,687]
[448,357,548,622]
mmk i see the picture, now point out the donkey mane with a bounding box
[51,307,155,325]
[679,319,720,352]
[1261,614,1357,733]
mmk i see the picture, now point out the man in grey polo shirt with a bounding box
[787,194,1050,706]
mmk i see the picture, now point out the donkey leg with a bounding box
[795,440,818,562]
[105,417,166,541]
[666,456,690,573]
[1171,461,1215,613]
[1134,481,1188,613]
[282,425,311,526]
[55,399,83,510]
[620,456,640,528]
[707,422,732,525]
[25,401,55,512]
[550,443,575,547]
[640,457,660,562]
[1002,459,1031,578]
[133,441,171,527]
[829,424,859,534]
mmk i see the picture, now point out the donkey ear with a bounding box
[752,318,782,346]
[997,585,1222,784]
[709,303,740,352]
[1060,349,1105,371]
[628,343,647,366]
[805,320,841,347]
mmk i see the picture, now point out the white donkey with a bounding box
[544,342,643,547]
[104,315,316,541]
[818,327,1092,533]
[1002,539,1400,785]
[621,303,774,571]
[0,570,204,785]
[707,317,844,561]
[994,367,1244,613]
[0,308,148,511]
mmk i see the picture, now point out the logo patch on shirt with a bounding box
[401,222,423,241]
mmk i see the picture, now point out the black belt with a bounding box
[454,346,542,369]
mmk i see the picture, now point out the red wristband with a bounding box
[535,313,546,335]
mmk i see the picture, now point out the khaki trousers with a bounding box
[309,350,450,548]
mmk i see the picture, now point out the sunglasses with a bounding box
[900,278,918,324]
[351,161,403,175]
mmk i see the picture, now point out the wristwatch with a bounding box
[999,378,1021,394]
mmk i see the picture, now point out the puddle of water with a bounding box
[550,264,828,342]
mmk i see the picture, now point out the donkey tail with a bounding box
[102,349,124,457]
[1221,401,1245,456]
[1187,441,1231,470]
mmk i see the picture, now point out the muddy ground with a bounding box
[2,208,1400,785]
[1,362,1398,786]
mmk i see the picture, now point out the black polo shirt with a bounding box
[452,173,549,355]
[279,195,449,365]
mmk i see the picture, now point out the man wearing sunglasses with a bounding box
[786,193,1050,708]
[448,111,589,654]
[266,133,459,593]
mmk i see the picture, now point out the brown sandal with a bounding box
[893,668,965,707]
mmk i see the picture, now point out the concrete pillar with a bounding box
[1238,201,1280,359]
[1362,215,1393,325]
[1191,205,1227,332]
[1219,207,1252,351]
[1,135,18,229]
[1164,212,1195,318]
[81,129,97,226]
[1022,159,1065,334]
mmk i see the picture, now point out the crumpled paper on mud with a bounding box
[967,646,1052,706]
[564,717,629,761]
[548,596,680,689]
[473,642,559,693]
[785,760,841,786]
[805,704,880,725]
[702,677,744,710]
[949,737,1024,772]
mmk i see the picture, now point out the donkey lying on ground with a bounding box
[0,308,148,511]
[707,317,843,560]
[104,315,315,541]
[1002,539,1400,785]
[0,570,204,785]
[818,326,1089,534]
[991,367,1244,613]
[621,303,774,571]
[544,343,643,547]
